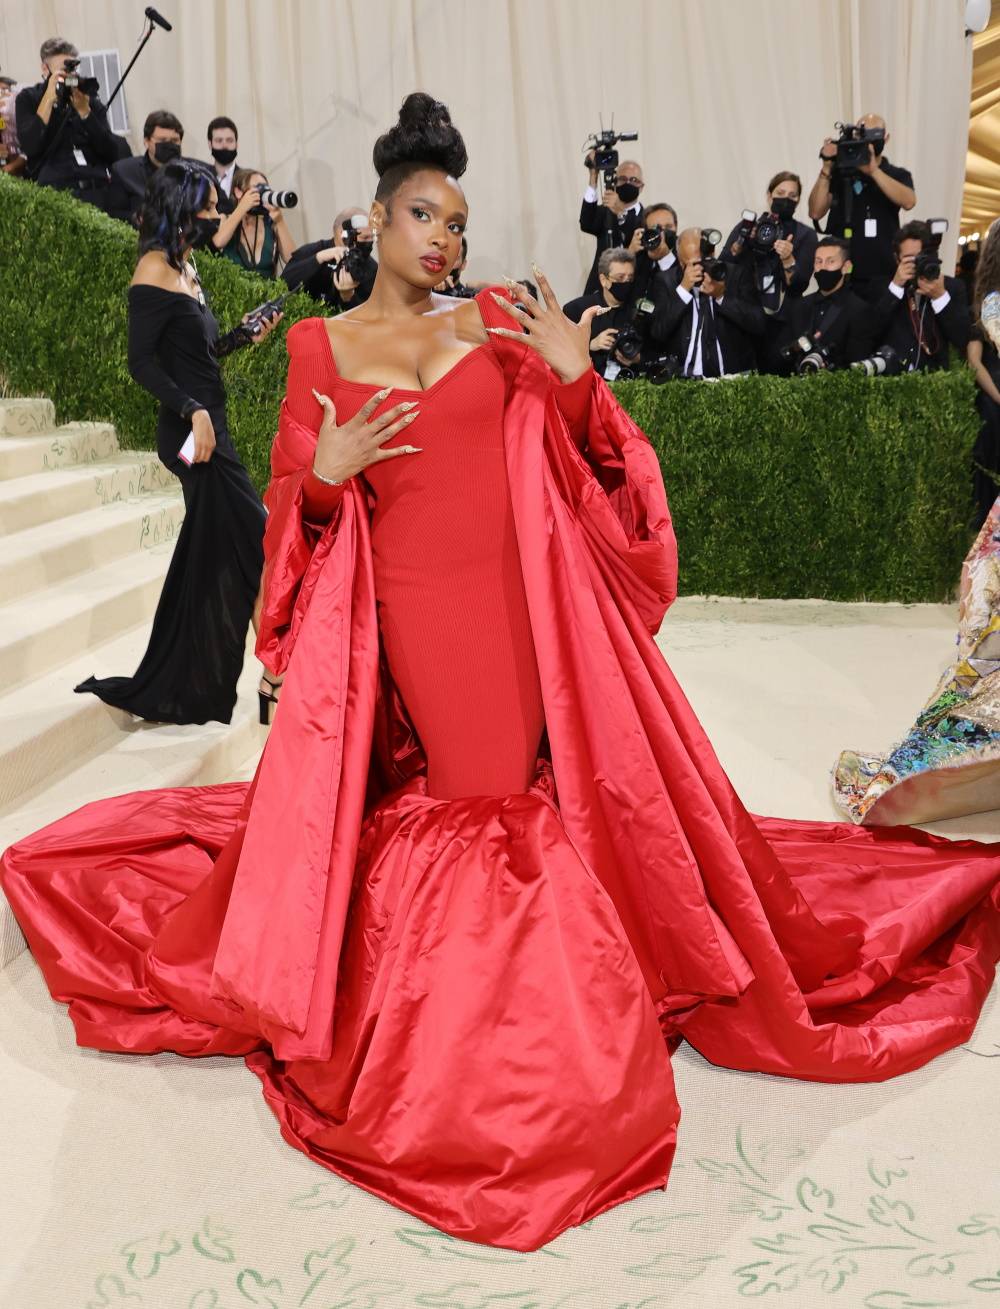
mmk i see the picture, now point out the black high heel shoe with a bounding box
[258,674,282,725]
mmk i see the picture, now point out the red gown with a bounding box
[3,288,1000,1253]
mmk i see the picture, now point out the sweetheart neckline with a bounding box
[320,326,493,398]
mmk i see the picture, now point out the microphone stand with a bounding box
[105,17,159,114]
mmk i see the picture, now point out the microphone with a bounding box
[145,6,173,31]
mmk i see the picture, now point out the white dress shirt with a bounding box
[214,160,237,196]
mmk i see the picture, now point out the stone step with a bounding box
[0,491,184,605]
[0,422,121,480]
[0,453,176,536]
[0,651,267,970]
[0,546,173,692]
[0,625,162,813]
[0,397,56,436]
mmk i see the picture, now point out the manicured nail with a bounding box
[406,445,422,452]
[404,412,418,422]
[401,400,419,410]
[531,261,541,277]
[377,387,391,399]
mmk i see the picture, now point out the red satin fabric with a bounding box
[3,288,1000,1253]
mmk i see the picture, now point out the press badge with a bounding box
[72,148,87,167]
[637,297,655,315]
[864,218,877,238]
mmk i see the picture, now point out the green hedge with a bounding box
[0,174,979,601]
[0,173,317,495]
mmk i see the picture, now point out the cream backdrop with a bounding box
[0,0,975,296]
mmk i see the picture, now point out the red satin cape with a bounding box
[3,289,999,1252]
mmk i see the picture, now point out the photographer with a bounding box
[650,228,764,377]
[770,237,875,375]
[214,168,295,278]
[724,172,817,306]
[107,109,183,226]
[808,113,916,301]
[626,203,681,301]
[15,37,120,206]
[205,116,240,213]
[562,248,638,379]
[868,221,970,372]
[580,154,645,295]
[283,207,378,310]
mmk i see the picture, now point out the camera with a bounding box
[56,57,100,104]
[255,183,298,210]
[780,334,833,375]
[641,224,676,254]
[831,120,885,173]
[615,354,681,384]
[851,345,902,377]
[696,229,727,283]
[910,217,949,285]
[615,324,644,359]
[584,126,639,189]
[333,214,376,284]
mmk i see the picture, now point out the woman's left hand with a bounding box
[243,309,284,344]
[487,267,607,384]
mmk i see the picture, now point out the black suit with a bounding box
[579,196,644,295]
[770,283,875,374]
[650,266,765,376]
[107,152,156,224]
[869,274,971,371]
[15,78,120,197]
[630,248,682,304]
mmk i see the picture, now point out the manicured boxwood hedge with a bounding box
[0,173,979,601]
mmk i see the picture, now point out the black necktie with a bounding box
[700,298,721,377]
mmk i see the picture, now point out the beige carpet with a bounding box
[2,598,999,1309]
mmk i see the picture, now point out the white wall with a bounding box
[0,0,973,297]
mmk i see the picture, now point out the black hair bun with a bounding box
[372,92,468,180]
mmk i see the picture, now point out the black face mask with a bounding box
[153,141,181,165]
[615,182,640,204]
[815,268,843,293]
[211,146,237,166]
[606,280,633,303]
[190,216,221,248]
[771,196,797,221]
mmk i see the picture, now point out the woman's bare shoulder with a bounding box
[449,293,490,343]
[130,252,179,290]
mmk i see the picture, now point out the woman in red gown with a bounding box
[3,93,1000,1253]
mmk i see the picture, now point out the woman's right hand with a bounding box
[191,408,217,463]
[310,387,421,483]
[590,326,619,353]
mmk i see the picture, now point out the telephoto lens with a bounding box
[257,186,298,210]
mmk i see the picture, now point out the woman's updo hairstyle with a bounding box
[138,159,217,270]
[372,92,468,217]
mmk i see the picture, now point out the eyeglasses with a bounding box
[616,175,642,187]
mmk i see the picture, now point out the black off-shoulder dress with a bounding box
[75,282,266,724]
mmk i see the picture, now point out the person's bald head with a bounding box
[858,112,889,154]
[677,228,704,266]
[334,206,372,243]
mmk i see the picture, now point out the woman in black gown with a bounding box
[76,160,283,725]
